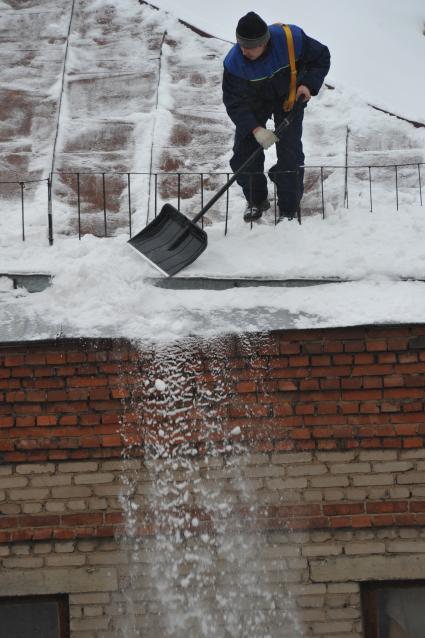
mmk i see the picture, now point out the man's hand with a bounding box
[296,85,311,101]
[253,127,279,149]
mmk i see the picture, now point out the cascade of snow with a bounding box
[119,335,301,637]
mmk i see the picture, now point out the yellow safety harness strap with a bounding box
[282,24,297,112]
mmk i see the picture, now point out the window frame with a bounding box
[361,580,425,638]
[0,594,70,638]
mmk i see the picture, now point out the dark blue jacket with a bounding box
[223,24,330,137]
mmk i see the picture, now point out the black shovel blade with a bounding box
[128,204,208,277]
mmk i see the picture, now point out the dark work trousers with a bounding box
[230,105,305,213]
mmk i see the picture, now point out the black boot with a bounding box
[243,199,270,222]
[277,209,295,223]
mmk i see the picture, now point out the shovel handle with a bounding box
[191,95,306,225]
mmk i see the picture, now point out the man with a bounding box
[222,12,330,222]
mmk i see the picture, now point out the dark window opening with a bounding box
[362,581,425,638]
[0,595,69,638]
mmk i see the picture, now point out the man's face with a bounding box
[240,43,267,60]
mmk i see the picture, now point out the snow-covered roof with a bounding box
[0,0,424,343]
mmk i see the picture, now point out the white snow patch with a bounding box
[155,379,167,392]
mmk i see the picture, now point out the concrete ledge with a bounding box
[310,554,425,582]
[0,567,118,596]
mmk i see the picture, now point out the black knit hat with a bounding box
[236,12,270,49]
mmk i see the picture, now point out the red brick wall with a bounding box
[1,326,425,462]
[1,325,425,540]
[0,339,132,463]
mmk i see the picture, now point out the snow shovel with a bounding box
[128,96,306,277]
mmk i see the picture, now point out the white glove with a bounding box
[253,127,279,149]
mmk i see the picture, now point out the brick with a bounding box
[310,476,350,488]
[320,379,341,390]
[316,451,356,463]
[366,340,387,352]
[387,541,425,553]
[3,557,44,568]
[0,476,28,490]
[66,352,87,363]
[6,391,25,402]
[302,544,342,557]
[61,513,103,527]
[67,376,108,388]
[59,415,78,426]
[66,499,87,511]
[4,355,25,366]
[397,472,425,484]
[395,424,419,435]
[330,463,371,475]
[352,474,394,487]
[359,450,397,461]
[410,501,425,512]
[33,377,65,389]
[271,452,313,464]
[279,342,300,355]
[267,477,308,490]
[70,593,110,604]
[324,504,364,516]
[87,551,128,565]
[344,542,385,555]
[342,390,382,401]
[403,438,423,449]
[16,463,55,475]
[371,461,414,473]
[101,435,122,448]
[342,341,365,354]
[45,353,66,364]
[36,416,57,426]
[45,554,86,567]
[74,473,115,485]
[31,475,71,488]
[58,462,99,473]
[287,464,327,477]
[318,442,338,452]
[312,621,353,633]
[366,501,407,514]
[70,617,110,631]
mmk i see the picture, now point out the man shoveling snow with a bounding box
[222,11,330,222]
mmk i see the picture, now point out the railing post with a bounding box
[344,126,350,209]
[19,181,25,241]
[154,173,158,218]
[395,165,399,211]
[200,173,204,229]
[225,173,229,236]
[47,175,53,245]
[127,173,132,238]
[368,166,373,213]
[102,172,107,236]
[320,167,325,219]
[249,173,253,229]
[76,172,81,239]
[296,167,302,225]
[177,173,181,211]
[418,164,422,207]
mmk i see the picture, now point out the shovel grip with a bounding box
[191,95,306,225]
